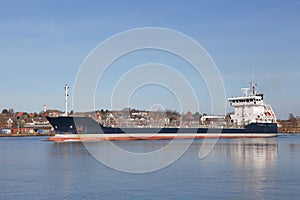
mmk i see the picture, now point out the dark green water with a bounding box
[0,134,299,199]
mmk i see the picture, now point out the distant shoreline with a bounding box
[279,127,300,134]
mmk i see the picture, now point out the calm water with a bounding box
[1,134,300,199]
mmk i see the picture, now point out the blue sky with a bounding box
[0,0,299,119]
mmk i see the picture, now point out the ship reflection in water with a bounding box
[231,138,277,168]
[197,138,278,198]
[82,137,279,198]
[212,138,278,168]
[80,137,278,174]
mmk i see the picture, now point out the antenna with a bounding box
[252,65,255,83]
[251,65,256,95]
[250,80,257,95]
[64,84,69,116]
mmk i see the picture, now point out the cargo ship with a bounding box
[47,82,277,142]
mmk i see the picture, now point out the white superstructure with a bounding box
[228,81,276,126]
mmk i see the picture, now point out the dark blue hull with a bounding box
[46,116,278,135]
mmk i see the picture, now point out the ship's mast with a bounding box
[64,84,69,116]
[250,80,256,95]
